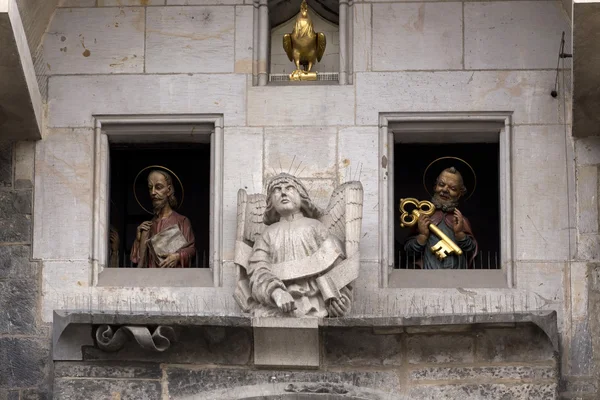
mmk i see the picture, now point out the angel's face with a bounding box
[270,180,302,216]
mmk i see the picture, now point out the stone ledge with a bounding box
[52,310,558,362]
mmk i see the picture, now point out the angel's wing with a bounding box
[319,181,363,257]
[316,32,326,62]
[283,34,294,62]
[234,189,266,312]
[236,189,267,246]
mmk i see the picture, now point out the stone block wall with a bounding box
[53,323,557,399]
[12,0,591,398]
[0,142,51,399]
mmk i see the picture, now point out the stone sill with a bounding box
[53,310,558,364]
[97,268,214,287]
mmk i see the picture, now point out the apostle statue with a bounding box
[404,166,478,269]
[234,173,363,318]
[130,168,196,268]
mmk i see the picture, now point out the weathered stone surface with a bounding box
[570,262,589,319]
[44,7,145,74]
[0,193,31,242]
[54,361,162,379]
[356,71,562,126]
[568,320,593,376]
[373,3,462,71]
[407,334,474,364]
[410,365,556,381]
[409,383,557,399]
[475,325,555,362]
[577,165,598,234]
[0,142,11,188]
[0,245,37,279]
[0,280,38,334]
[577,234,600,261]
[247,85,354,127]
[514,125,570,261]
[0,338,49,388]
[338,127,378,260]
[264,127,337,179]
[48,74,247,128]
[168,0,243,5]
[353,3,371,73]
[0,391,19,400]
[324,327,402,366]
[14,141,34,190]
[10,190,31,214]
[146,6,235,73]
[99,0,164,5]
[32,129,93,260]
[83,326,252,365]
[515,263,565,316]
[222,127,263,261]
[20,390,51,400]
[575,136,600,165]
[465,1,569,70]
[54,379,161,400]
[57,0,96,6]
[234,5,254,73]
[166,368,400,398]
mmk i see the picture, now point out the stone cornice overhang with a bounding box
[0,0,43,140]
[53,310,559,364]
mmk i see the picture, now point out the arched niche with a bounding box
[253,0,352,85]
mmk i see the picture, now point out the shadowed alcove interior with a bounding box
[109,143,211,268]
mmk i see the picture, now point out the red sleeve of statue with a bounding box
[177,216,196,268]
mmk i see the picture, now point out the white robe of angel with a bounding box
[247,213,344,317]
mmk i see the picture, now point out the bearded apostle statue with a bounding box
[130,168,196,268]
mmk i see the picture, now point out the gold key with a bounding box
[399,198,463,260]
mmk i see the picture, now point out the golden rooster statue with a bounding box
[283,0,326,81]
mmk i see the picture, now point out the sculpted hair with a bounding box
[435,166,467,196]
[263,173,322,225]
[149,170,178,208]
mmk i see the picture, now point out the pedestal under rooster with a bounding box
[282,0,327,81]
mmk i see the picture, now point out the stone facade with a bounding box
[3,0,598,398]
[0,142,51,399]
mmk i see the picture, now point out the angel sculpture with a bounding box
[283,0,326,81]
[234,173,363,318]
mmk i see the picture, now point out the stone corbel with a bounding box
[94,325,177,352]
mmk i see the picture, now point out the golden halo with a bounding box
[133,165,185,215]
[423,156,477,201]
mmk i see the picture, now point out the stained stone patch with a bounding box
[54,361,162,379]
[0,191,31,242]
[410,365,557,381]
[324,327,403,366]
[166,368,401,399]
[475,325,555,362]
[20,390,51,400]
[53,379,162,400]
[0,143,11,187]
[0,280,38,335]
[0,338,49,388]
[0,245,37,280]
[408,383,557,400]
[407,334,474,364]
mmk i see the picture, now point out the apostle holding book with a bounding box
[130,168,195,268]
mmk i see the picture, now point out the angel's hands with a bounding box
[272,288,296,313]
